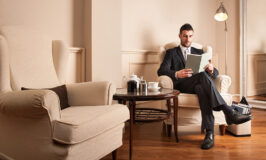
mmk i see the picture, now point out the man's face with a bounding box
[179,30,194,47]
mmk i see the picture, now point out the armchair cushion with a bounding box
[21,85,70,110]
[52,104,129,144]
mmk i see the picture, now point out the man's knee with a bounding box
[194,84,202,93]
[198,72,209,78]
[198,72,213,82]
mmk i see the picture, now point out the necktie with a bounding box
[184,49,189,61]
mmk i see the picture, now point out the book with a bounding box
[185,52,212,74]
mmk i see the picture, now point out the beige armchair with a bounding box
[0,26,129,160]
[158,42,232,134]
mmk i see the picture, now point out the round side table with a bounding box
[113,88,180,160]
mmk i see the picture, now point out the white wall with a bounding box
[247,0,266,53]
[122,0,217,51]
[85,0,122,87]
[0,0,84,46]
[219,0,240,95]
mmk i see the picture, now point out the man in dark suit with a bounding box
[158,23,251,149]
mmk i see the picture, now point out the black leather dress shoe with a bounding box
[201,131,214,150]
[225,109,252,125]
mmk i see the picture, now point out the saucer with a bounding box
[148,87,160,92]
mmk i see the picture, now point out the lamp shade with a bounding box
[214,2,228,21]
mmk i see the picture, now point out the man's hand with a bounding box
[204,60,214,74]
[176,68,193,78]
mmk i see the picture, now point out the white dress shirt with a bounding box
[180,45,191,61]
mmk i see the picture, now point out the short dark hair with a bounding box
[179,23,194,34]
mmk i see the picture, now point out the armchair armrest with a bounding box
[0,90,61,121]
[66,81,116,106]
[157,74,232,94]
[157,75,174,89]
[213,75,232,93]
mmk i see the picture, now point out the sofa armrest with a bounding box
[213,75,232,93]
[66,81,115,106]
[157,75,174,89]
[0,90,61,121]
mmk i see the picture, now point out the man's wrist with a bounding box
[175,71,179,80]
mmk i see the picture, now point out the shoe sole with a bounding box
[201,143,214,150]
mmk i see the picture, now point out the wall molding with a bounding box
[121,50,159,55]
[67,47,86,83]
[121,49,220,65]
[121,50,160,82]
[247,53,266,96]
[121,50,160,65]
[247,52,266,55]
[247,89,266,97]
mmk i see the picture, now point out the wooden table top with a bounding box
[113,88,180,101]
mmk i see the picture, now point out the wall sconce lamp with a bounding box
[214,2,228,74]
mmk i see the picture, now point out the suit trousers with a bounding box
[174,72,226,131]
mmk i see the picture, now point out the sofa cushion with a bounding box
[21,85,70,110]
[52,104,129,144]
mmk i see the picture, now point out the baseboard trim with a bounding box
[248,100,266,109]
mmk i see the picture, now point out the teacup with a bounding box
[148,82,159,88]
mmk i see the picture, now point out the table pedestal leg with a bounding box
[173,96,179,142]
[166,99,171,118]
[166,99,172,137]
[129,100,135,160]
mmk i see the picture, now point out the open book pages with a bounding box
[185,52,212,74]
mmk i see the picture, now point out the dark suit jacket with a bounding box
[157,46,219,86]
